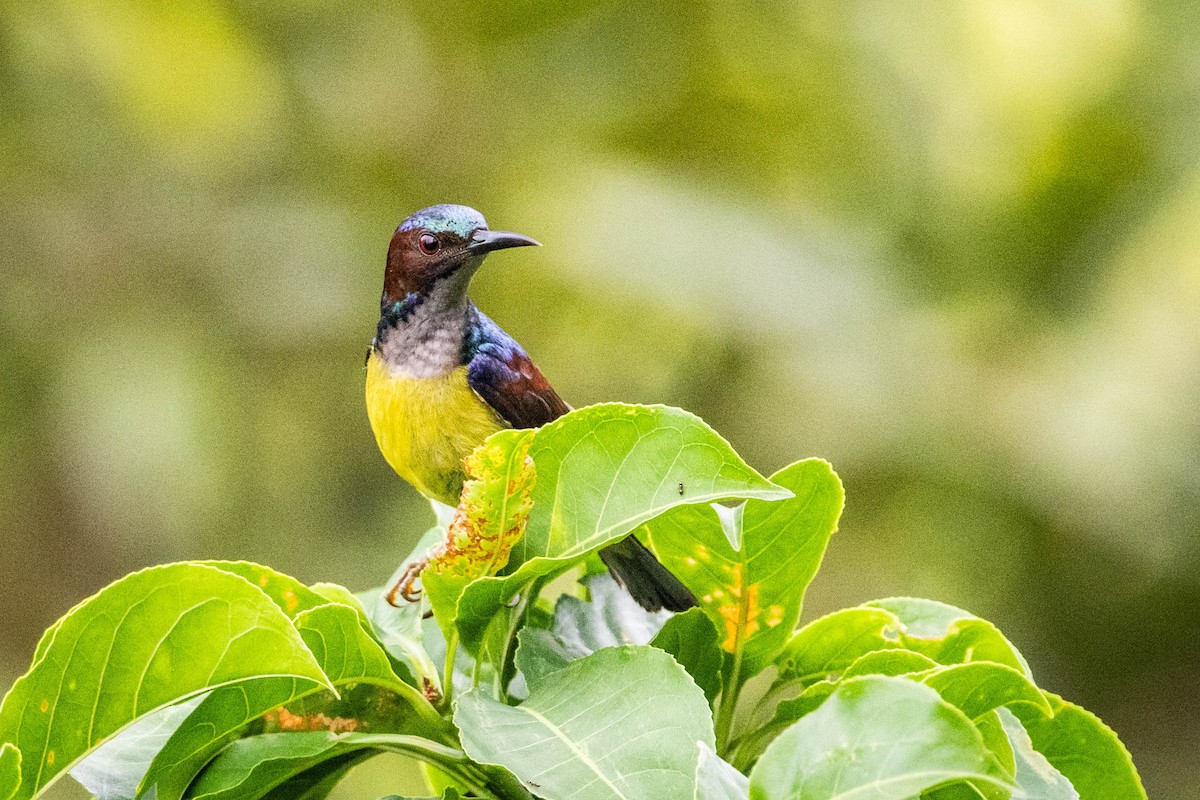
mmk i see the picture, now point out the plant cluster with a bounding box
[0,405,1144,799]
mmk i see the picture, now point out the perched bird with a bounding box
[366,203,697,612]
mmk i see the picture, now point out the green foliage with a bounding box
[644,458,843,675]
[457,647,711,798]
[749,677,1012,800]
[0,406,1145,799]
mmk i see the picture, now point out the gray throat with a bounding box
[375,280,471,379]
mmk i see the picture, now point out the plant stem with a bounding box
[378,739,530,800]
[714,642,745,756]
[496,577,544,703]
[442,629,460,711]
[714,536,751,755]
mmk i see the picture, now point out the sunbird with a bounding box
[366,204,697,612]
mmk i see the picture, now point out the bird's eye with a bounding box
[418,234,440,255]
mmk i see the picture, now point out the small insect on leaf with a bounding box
[679,483,685,496]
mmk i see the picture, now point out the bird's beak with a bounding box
[467,230,542,254]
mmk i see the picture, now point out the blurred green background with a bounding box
[2,1,1198,797]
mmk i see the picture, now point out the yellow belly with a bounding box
[365,352,507,505]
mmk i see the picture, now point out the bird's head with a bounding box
[382,204,540,307]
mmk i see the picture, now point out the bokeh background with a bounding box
[2,1,1198,797]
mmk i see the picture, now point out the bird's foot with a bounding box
[385,558,429,607]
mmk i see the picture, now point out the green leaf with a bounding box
[645,460,843,675]
[293,604,408,688]
[748,676,1012,800]
[259,752,372,800]
[140,680,303,800]
[556,574,671,652]
[196,562,331,619]
[141,603,438,800]
[422,429,536,638]
[777,607,901,683]
[512,574,671,693]
[0,743,20,800]
[456,645,714,800]
[185,732,473,800]
[994,708,1078,800]
[0,563,331,800]
[743,650,1047,774]
[650,608,724,704]
[307,584,372,621]
[841,649,941,678]
[1012,693,1145,800]
[456,404,790,646]
[513,628,573,690]
[360,528,445,688]
[695,743,749,800]
[780,599,1028,684]
[514,404,789,565]
[920,663,1052,722]
[866,598,1030,676]
[69,696,204,800]
[733,680,839,770]
[973,711,1017,779]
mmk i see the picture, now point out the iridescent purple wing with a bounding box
[465,312,570,429]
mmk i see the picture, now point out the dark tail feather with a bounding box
[598,536,699,613]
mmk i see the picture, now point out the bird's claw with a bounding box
[385,558,429,607]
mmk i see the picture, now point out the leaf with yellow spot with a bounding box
[643,459,844,677]
[423,429,537,638]
[0,564,332,800]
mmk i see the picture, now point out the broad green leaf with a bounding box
[378,792,460,800]
[293,604,408,688]
[141,680,303,800]
[748,677,1012,800]
[974,711,1017,778]
[695,743,749,800]
[994,708,1078,800]
[651,608,724,704]
[745,649,1047,772]
[513,405,789,564]
[308,584,372,621]
[456,645,714,800]
[731,680,839,770]
[186,732,474,800]
[512,574,670,692]
[197,562,331,619]
[0,563,331,800]
[556,574,671,652]
[70,696,204,800]
[922,784,990,800]
[1013,694,1145,800]
[645,460,843,675]
[423,429,536,638]
[456,404,790,645]
[921,663,1052,722]
[259,752,371,800]
[513,628,573,690]
[141,603,438,800]
[842,649,940,678]
[865,598,1030,676]
[0,744,20,800]
[777,607,901,683]
[780,599,1028,683]
[360,529,445,688]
